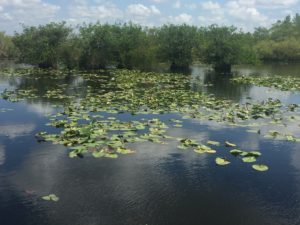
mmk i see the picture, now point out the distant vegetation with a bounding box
[1,14,300,71]
[254,15,300,62]
[0,32,17,59]
[13,22,71,68]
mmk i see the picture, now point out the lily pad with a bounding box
[92,151,105,158]
[225,141,236,147]
[242,156,257,163]
[252,164,269,172]
[42,194,59,202]
[215,157,230,166]
[207,140,220,146]
[194,145,216,154]
[230,149,243,156]
[116,147,135,154]
[248,151,262,157]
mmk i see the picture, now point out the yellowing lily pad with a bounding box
[207,140,220,146]
[215,157,230,166]
[42,194,59,202]
[252,164,269,172]
[116,147,135,154]
[225,141,236,147]
[242,156,257,163]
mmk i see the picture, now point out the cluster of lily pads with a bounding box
[2,68,300,172]
[231,75,300,91]
[177,139,268,171]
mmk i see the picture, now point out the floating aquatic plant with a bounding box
[1,68,297,173]
[252,164,269,172]
[225,141,236,147]
[232,75,300,92]
[215,157,231,166]
[41,194,59,202]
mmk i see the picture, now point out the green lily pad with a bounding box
[252,164,269,172]
[92,151,105,158]
[194,145,216,154]
[242,156,257,163]
[177,145,188,150]
[248,151,262,157]
[104,153,118,158]
[206,149,217,154]
[42,194,59,202]
[116,147,135,154]
[230,149,243,156]
[207,140,220,146]
[194,147,206,154]
[225,141,236,147]
[215,157,230,166]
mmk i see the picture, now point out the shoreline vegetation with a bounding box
[1,14,300,72]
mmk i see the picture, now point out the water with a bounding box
[1,63,300,225]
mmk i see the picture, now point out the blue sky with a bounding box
[1,0,300,34]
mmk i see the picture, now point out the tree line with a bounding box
[1,14,300,72]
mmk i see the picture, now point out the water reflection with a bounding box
[0,63,300,225]
[0,144,5,166]
[0,124,35,139]
[191,63,300,102]
[193,69,251,101]
[2,122,300,225]
[26,102,56,116]
[233,63,300,77]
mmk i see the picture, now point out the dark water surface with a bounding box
[1,63,300,225]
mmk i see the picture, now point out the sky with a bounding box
[0,0,300,34]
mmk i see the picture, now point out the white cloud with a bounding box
[0,0,60,12]
[237,0,298,8]
[173,0,181,9]
[226,1,269,25]
[151,0,167,3]
[125,4,160,25]
[199,0,270,30]
[201,1,221,10]
[0,12,12,21]
[199,1,226,26]
[198,14,227,26]
[186,3,197,10]
[127,4,160,16]
[0,0,298,34]
[166,13,193,24]
[150,5,161,15]
[68,1,122,24]
[172,1,198,10]
[0,0,60,33]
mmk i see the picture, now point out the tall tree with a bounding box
[201,25,242,72]
[157,24,197,70]
[0,32,17,59]
[13,22,71,68]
